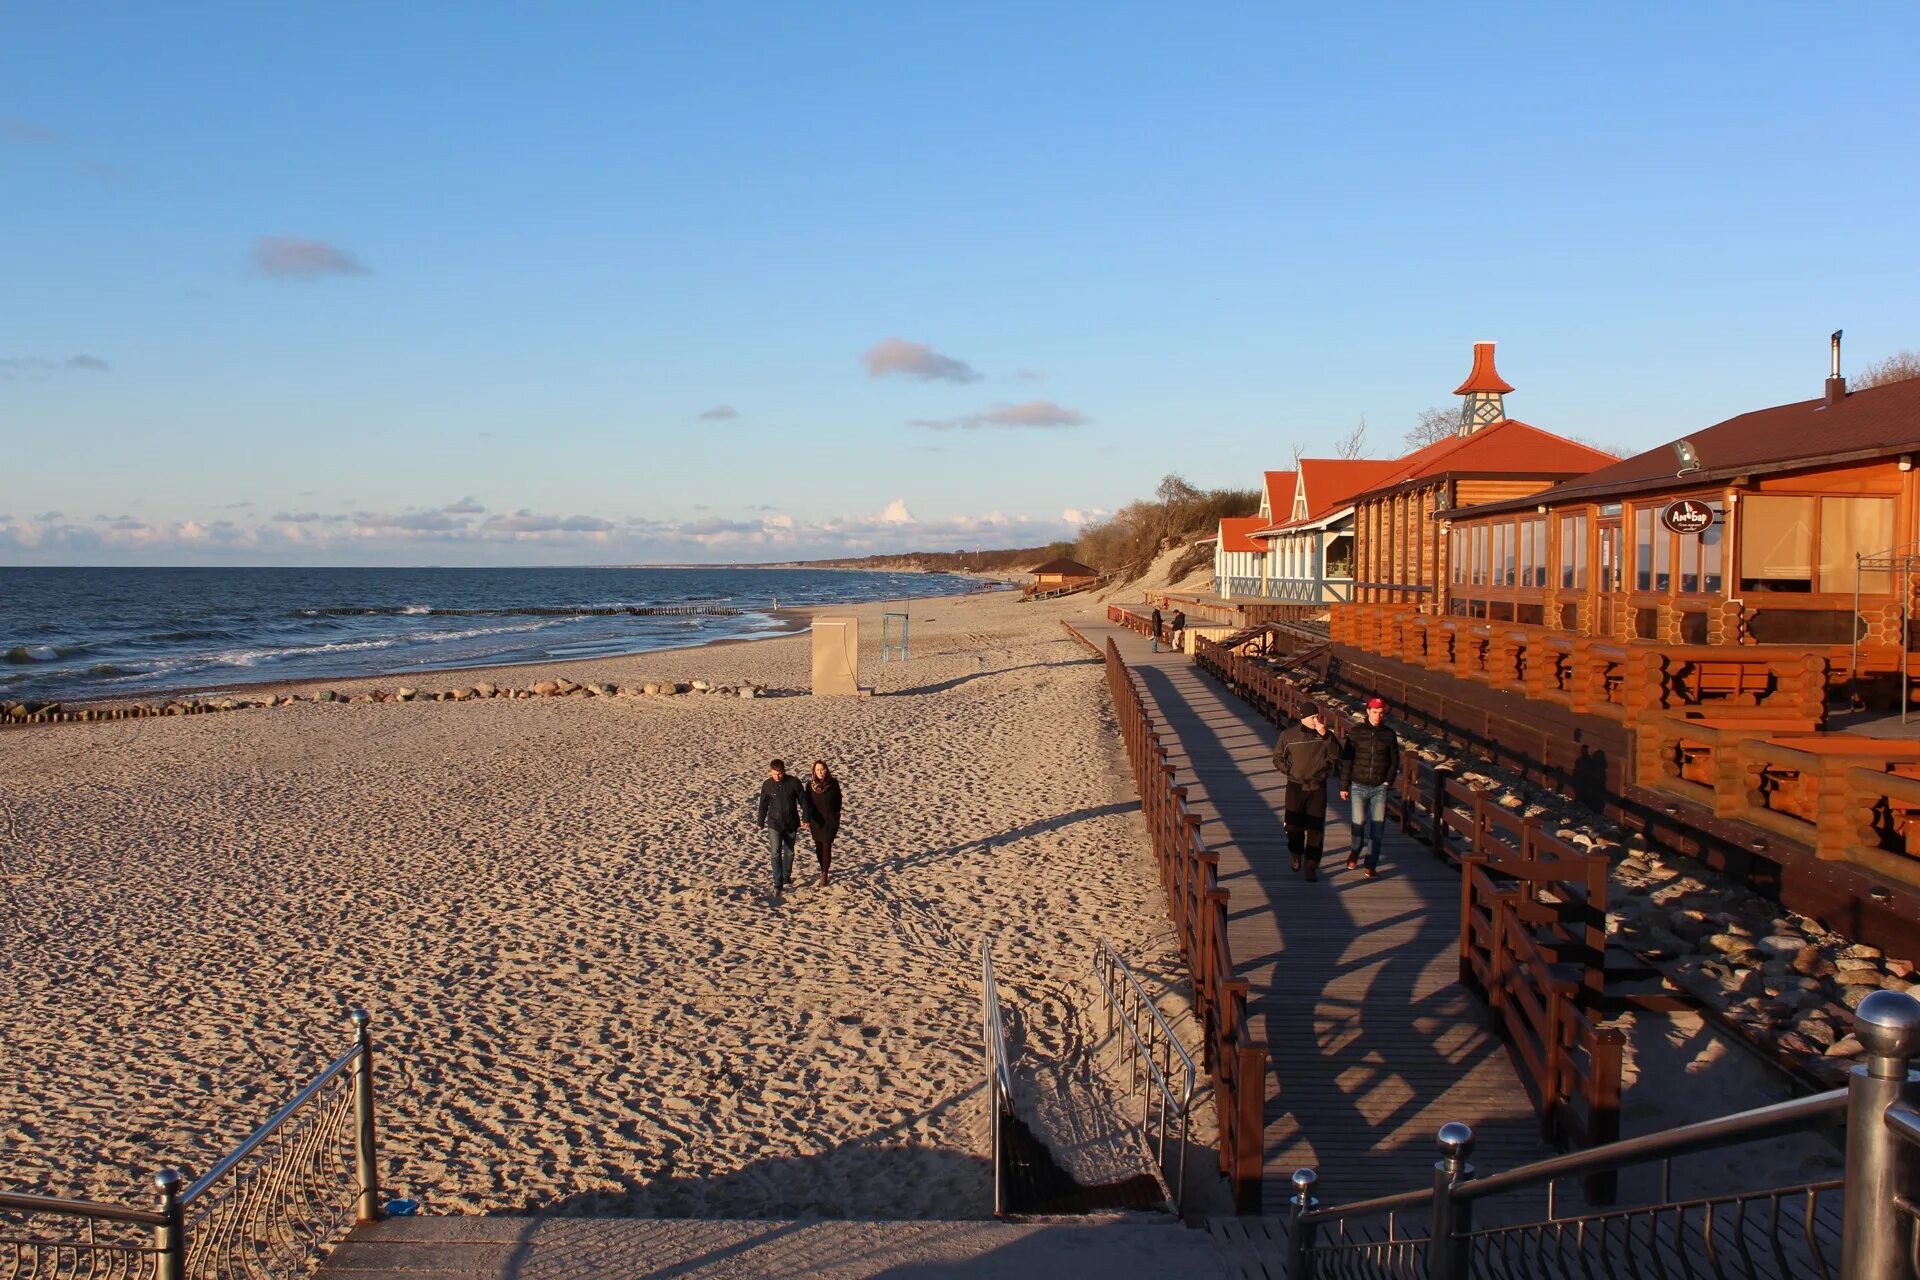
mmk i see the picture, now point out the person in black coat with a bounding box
[1170,609,1187,651]
[803,760,844,886]
[1150,607,1164,653]
[756,759,807,899]
[1272,701,1340,880]
[1340,696,1401,877]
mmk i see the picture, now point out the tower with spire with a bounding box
[1453,341,1514,435]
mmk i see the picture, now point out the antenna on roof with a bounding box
[1673,439,1702,478]
[1825,329,1847,407]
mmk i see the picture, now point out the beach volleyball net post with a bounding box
[882,611,909,663]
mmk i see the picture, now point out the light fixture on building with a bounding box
[1902,455,1913,473]
[1672,439,1702,478]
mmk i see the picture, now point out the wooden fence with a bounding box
[1193,634,1626,1179]
[1066,621,1269,1212]
[1330,604,1830,727]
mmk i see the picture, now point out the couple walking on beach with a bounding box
[1271,695,1400,882]
[755,759,843,901]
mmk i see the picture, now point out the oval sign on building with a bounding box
[1662,499,1715,536]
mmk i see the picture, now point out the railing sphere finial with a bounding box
[349,1006,370,1027]
[1852,989,1920,1075]
[1291,1167,1317,1193]
[154,1168,183,1193]
[1436,1122,1476,1160]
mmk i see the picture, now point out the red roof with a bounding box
[1262,470,1297,519]
[1453,341,1515,395]
[1218,516,1268,554]
[1293,458,1402,523]
[1452,375,1920,520]
[1029,557,1098,577]
[1348,419,1618,505]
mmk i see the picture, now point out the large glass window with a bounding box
[1740,496,1816,592]
[1819,496,1895,594]
[1677,500,1724,594]
[1471,525,1487,586]
[1634,507,1655,591]
[1519,518,1546,588]
[1560,514,1589,589]
[1491,522,1510,588]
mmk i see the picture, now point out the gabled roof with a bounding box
[1261,470,1297,520]
[1454,341,1515,395]
[1029,556,1098,577]
[1217,516,1268,554]
[1253,458,1400,536]
[1451,375,1920,520]
[1348,419,1619,505]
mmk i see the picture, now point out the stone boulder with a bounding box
[532,681,561,697]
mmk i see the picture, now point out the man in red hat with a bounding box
[1339,696,1401,877]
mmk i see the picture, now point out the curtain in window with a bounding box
[1740,496,1815,584]
[1819,496,1895,594]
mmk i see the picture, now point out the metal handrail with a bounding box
[981,939,1014,1217]
[1455,1088,1845,1203]
[1093,939,1197,1210]
[181,1041,363,1205]
[0,1193,165,1227]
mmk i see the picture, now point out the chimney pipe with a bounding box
[1825,329,1846,407]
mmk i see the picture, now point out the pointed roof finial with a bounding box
[1454,341,1514,396]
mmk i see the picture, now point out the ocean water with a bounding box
[0,566,990,703]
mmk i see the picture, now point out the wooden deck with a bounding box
[1083,620,1558,1209]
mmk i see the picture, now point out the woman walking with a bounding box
[804,760,844,886]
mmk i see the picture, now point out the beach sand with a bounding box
[1,591,1186,1217]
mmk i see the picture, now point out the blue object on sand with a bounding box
[385,1198,421,1217]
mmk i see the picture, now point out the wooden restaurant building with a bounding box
[1436,350,1920,660]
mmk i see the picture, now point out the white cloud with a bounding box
[253,236,371,279]
[908,399,1087,431]
[861,337,982,384]
[697,404,741,421]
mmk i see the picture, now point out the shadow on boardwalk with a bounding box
[1105,627,1558,1204]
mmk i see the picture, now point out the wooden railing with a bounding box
[1330,604,1831,726]
[1193,635,1626,1172]
[1069,623,1268,1211]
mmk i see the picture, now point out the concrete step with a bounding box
[317,1213,1234,1280]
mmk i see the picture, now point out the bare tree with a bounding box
[1333,416,1369,459]
[1856,349,1920,390]
[1155,473,1200,549]
[1404,404,1458,450]
[1573,436,1630,460]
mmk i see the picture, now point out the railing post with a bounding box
[1285,1168,1318,1280]
[1427,1123,1475,1280]
[1841,990,1920,1280]
[154,1168,185,1280]
[351,1007,381,1225]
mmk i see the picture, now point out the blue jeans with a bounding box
[1348,782,1389,870]
[766,826,797,889]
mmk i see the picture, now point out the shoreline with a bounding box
[16,583,1014,710]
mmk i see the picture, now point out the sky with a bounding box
[3,2,1918,565]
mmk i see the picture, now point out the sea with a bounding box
[0,566,994,703]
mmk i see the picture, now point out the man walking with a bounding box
[1273,701,1339,881]
[1341,696,1401,878]
[757,758,807,900]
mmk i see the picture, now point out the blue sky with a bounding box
[3,2,1917,564]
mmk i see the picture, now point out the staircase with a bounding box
[315,1213,1234,1279]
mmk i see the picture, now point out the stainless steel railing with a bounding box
[982,940,1016,1218]
[1093,939,1198,1212]
[0,1009,381,1280]
[1281,990,1920,1280]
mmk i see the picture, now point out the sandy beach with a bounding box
[1,591,1184,1217]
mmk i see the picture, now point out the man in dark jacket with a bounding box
[757,759,807,899]
[1272,701,1339,880]
[1340,696,1401,877]
[1170,609,1187,652]
[1150,607,1164,653]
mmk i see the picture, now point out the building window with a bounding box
[1518,518,1546,588]
[1471,525,1487,586]
[1676,501,1724,594]
[1633,507,1655,591]
[1739,496,1816,592]
[1560,514,1588,589]
[1819,496,1895,594]
[1452,527,1466,584]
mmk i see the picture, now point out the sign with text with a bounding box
[1661,499,1715,536]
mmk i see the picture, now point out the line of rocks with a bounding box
[2,677,778,725]
[1282,661,1915,1088]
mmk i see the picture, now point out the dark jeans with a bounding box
[1348,782,1389,871]
[766,826,797,888]
[1284,780,1328,870]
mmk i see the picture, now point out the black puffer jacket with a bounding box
[1272,724,1339,787]
[1341,720,1402,788]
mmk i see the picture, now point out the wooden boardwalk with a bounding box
[1083,621,1558,1209]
